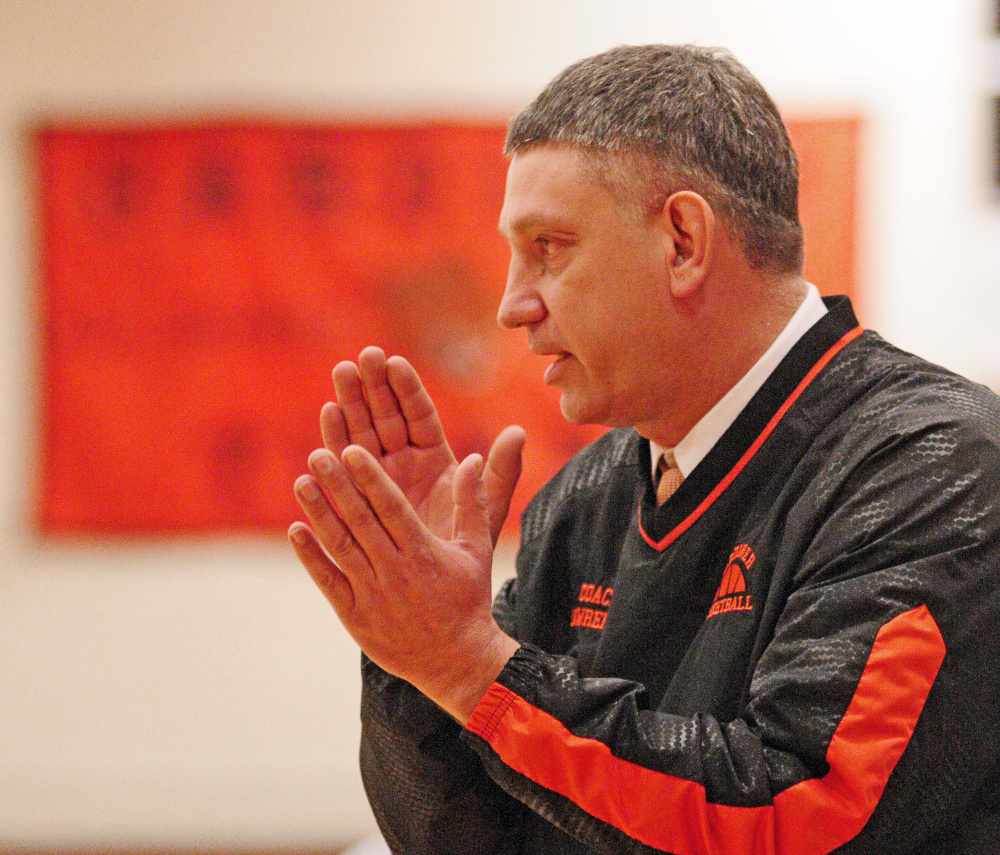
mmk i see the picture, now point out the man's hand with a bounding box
[323,347,525,545]
[288,347,525,722]
[289,443,519,723]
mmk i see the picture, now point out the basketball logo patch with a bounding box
[707,543,756,619]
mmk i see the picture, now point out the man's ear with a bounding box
[662,191,715,299]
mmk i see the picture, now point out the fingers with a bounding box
[288,522,356,615]
[358,347,409,453]
[332,360,382,457]
[484,425,527,545]
[452,453,492,556]
[320,401,350,456]
[332,348,446,457]
[385,355,450,451]
[339,445,427,550]
[293,471,374,582]
[305,449,405,566]
[307,445,429,568]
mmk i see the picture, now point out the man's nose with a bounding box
[497,260,546,329]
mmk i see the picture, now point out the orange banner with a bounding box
[36,117,858,537]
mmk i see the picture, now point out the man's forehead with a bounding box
[505,142,591,181]
[498,145,607,234]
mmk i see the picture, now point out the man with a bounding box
[289,45,1000,854]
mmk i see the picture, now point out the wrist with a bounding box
[430,631,521,725]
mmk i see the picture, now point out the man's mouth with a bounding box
[543,352,571,383]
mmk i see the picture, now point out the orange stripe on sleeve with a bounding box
[466,605,945,855]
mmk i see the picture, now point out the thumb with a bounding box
[452,453,492,555]
[484,425,526,546]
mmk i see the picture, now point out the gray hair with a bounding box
[506,44,804,275]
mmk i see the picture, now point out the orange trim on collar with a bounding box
[639,326,864,552]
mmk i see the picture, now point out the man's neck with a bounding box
[648,282,828,478]
[638,274,810,448]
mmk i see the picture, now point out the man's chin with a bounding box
[558,393,605,427]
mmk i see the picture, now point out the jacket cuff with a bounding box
[465,643,547,739]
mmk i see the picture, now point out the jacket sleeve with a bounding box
[359,578,529,854]
[459,420,1000,855]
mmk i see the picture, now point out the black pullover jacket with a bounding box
[360,298,1000,855]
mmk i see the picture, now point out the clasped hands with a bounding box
[289,347,524,723]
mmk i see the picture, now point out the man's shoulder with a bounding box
[543,426,639,497]
[519,427,639,544]
[832,331,1000,442]
[803,332,1000,512]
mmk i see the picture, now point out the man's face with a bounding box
[497,144,679,431]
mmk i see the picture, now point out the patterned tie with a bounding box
[656,450,683,506]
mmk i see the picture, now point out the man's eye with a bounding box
[535,237,552,254]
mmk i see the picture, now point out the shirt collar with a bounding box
[650,283,828,480]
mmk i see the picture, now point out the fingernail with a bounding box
[290,524,310,544]
[311,452,334,475]
[296,476,322,501]
[341,447,362,470]
[473,454,485,477]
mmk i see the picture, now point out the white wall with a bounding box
[1,0,997,849]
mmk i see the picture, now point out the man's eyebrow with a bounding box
[498,214,536,238]
[498,213,567,238]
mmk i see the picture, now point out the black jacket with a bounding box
[360,298,1000,854]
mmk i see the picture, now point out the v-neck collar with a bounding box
[638,296,863,552]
